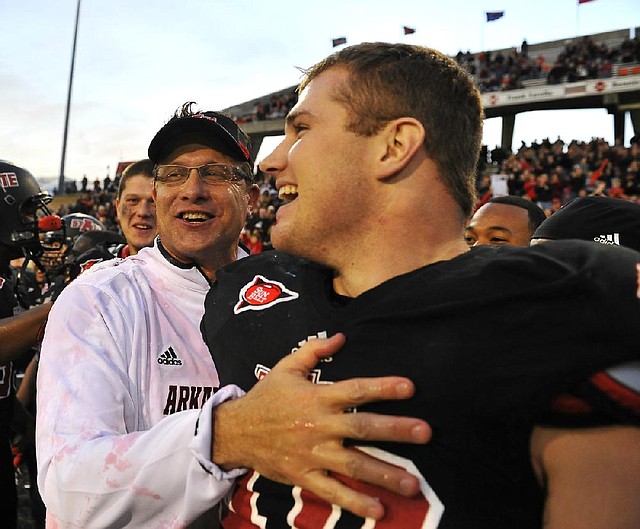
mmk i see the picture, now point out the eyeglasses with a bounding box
[153,163,252,186]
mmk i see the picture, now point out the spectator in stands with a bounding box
[70,192,93,215]
[600,58,613,78]
[533,172,553,210]
[549,172,566,201]
[623,168,639,198]
[465,195,547,247]
[608,177,627,199]
[568,164,587,200]
[547,62,565,84]
[523,171,538,201]
[245,229,263,254]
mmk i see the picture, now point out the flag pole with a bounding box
[58,0,81,196]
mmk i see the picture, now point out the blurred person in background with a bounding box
[114,159,157,256]
[465,195,547,247]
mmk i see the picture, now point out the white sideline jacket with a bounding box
[36,241,247,528]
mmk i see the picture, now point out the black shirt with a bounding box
[202,241,640,529]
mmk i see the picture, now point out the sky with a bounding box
[1,0,639,187]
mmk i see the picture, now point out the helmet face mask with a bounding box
[40,213,105,276]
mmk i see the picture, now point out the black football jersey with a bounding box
[0,270,19,436]
[202,241,640,529]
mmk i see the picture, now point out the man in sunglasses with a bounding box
[35,102,430,528]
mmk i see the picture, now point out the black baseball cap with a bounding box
[531,196,640,251]
[148,110,253,165]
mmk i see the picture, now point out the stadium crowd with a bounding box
[476,135,640,216]
[230,31,640,125]
[49,132,640,257]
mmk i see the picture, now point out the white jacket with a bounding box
[37,241,246,528]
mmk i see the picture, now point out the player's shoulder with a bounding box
[73,246,118,275]
[74,255,130,281]
[457,241,640,307]
[482,239,640,277]
[528,239,640,288]
[529,238,639,261]
[66,246,155,291]
[219,250,312,281]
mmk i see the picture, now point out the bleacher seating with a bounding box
[224,28,637,122]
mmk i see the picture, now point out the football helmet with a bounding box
[62,213,105,242]
[0,160,56,259]
[40,213,105,273]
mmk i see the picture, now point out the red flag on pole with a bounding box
[403,26,416,35]
[332,37,347,47]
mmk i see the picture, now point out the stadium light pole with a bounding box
[58,0,82,196]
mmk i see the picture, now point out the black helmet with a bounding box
[62,213,105,244]
[71,230,125,259]
[40,213,105,271]
[0,160,55,258]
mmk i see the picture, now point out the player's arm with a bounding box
[16,352,38,408]
[0,302,51,363]
[212,333,431,521]
[531,424,640,529]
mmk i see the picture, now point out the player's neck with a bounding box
[332,231,469,298]
[200,247,239,283]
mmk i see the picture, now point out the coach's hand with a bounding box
[211,333,430,520]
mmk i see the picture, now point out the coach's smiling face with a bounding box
[152,142,259,281]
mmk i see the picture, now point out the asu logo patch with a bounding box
[234,275,299,314]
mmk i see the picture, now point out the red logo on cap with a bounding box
[238,142,251,161]
[234,275,299,314]
[193,113,250,161]
[194,113,218,123]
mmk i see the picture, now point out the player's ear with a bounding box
[375,117,425,181]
